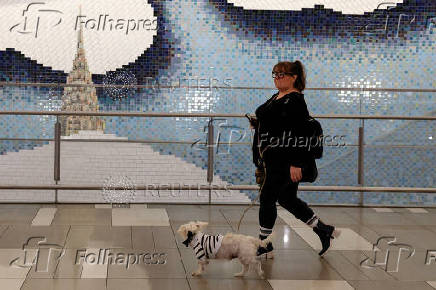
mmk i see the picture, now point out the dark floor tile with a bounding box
[402,214,436,226]
[344,212,418,226]
[52,209,111,226]
[0,208,39,224]
[339,251,397,281]
[21,278,106,290]
[107,248,185,278]
[347,280,435,290]
[0,225,69,249]
[232,224,311,250]
[386,250,436,281]
[368,226,436,250]
[108,278,190,290]
[65,226,131,248]
[132,226,176,249]
[188,278,273,290]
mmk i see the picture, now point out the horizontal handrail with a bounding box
[0,137,434,149]
[1,82,435,93]
[0,137,207,144]
[0,184,435,193]
[0,110,435,120]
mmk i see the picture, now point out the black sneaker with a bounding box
[257,242,274,258]
[313,220,341,256]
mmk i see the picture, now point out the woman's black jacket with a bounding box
[252,91,313,169]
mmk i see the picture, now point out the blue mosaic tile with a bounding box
[0,0,434,205]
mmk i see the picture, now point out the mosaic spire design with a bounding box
[60,6,105,136]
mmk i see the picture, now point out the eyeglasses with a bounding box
[272,71,293,79]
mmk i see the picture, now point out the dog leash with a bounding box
[237,118,270,232]
[236,164,266,231]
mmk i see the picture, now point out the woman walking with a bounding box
[253,60,340,257]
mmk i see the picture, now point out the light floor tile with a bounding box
[112,208,169,226]
[31,208,57,226]
[80,248,108,278]
[279,211,373,251]
[130,204,148,209]
[0,279,25,290]
[278,210,307,227]
[407,208,429,213]
[95,204,147,209]
[268,279,354,290]
[427,281,436,289]
[95,204,112,209]
[372,208,394,213]
[108,278,190,290]
[292,228,373,251]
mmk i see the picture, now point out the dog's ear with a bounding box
[177,225,187,237]
[196,221,208,229]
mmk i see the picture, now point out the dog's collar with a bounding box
[182,231,195,247]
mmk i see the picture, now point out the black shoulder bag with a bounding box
[300,115,323,183]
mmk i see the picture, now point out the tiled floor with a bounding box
[0,204,436,290]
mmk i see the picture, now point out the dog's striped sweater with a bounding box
[191,232,224,261]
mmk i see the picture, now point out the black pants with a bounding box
[259,161,314,230]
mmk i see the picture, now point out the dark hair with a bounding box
[273,60,306,92]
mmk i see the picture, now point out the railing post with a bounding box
[358,119,365,206]
[54,115,61,203]
[207,118,214,205]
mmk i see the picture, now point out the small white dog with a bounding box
[177,221,273,278]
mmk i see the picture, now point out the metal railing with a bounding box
[1,81,436,92]
[0,81,435,205]
[0,110,435,205]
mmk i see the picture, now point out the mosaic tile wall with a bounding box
[0,0,435,205]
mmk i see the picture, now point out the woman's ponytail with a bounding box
[292,60,306,92]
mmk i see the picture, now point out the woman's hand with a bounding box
[246,115,258,129]
[290,165,302,182]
